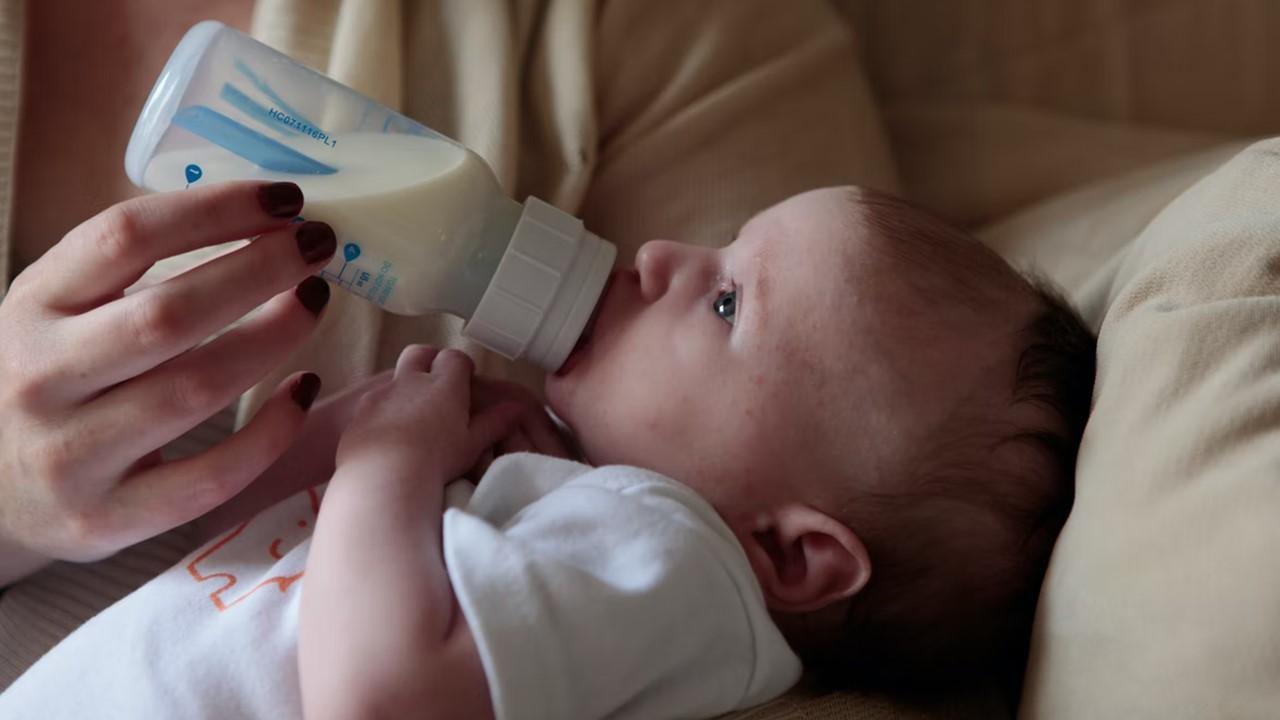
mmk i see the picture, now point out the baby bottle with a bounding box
[124,21,616,372]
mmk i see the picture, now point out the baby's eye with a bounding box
[713,287,737,326]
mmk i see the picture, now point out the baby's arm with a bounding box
[299,348,518,720]
[300,455,492,720]
[193,372,568,545]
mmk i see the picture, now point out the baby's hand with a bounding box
[334,346,523,484]
[468,377,580,476]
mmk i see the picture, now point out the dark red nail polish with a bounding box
[258,182,304,218]
[296,222,336,264]
[295,276,331,317]
[291,372,322,410]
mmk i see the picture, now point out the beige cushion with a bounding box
[886,101,1228,230]
[837,0,1280,138]
[978,141,1251,310]
[1000,137,1280,717]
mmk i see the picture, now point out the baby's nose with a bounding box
[635,239,681,300]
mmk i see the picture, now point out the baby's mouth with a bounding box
[555,270,616,376]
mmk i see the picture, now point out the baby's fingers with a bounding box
[430,348,475,383]
[519,409,574,459]
[106,372,321,544]
[394,344,439,378]
[467,402,526,461]
[499,429,536,456]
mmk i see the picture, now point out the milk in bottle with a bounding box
[126,21,615,371]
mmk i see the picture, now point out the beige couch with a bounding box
[732,1,1280,717]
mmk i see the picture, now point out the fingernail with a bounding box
[295,276,331,317]
[296,222,337,264]
[291,372,322,410]
[258,182,304,218]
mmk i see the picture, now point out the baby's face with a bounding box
[544,187,1007,515]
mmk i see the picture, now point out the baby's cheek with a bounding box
[602,393,681,463]
[644,381,697,430]
[638,405,669,438]
[730,395,796,454]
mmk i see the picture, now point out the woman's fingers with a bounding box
[105,371,322,549]
[57,221,336,399]
[28,181,304,311]
[74,279,330,474]
[189,370,395,544]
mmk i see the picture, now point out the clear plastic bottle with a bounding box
[125,21,616,372]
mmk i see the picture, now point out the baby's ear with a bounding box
[735,504,871,613]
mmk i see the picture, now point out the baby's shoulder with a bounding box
[471,453,737,557]
[563,463,716,518]
[481,452,704,509]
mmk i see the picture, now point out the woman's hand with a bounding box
[335,346,524,485]
[0,181,336,574]
[191,370,395,545]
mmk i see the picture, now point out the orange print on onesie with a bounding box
[186,487,323,612]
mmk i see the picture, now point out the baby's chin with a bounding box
[542,377,591,461]
[543,373,570,421]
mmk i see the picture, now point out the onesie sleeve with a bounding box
[442,454,801,720]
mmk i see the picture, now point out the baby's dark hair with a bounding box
[792,189,1096,695]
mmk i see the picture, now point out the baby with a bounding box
[0,187,1095,719]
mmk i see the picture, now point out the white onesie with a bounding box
[0,453,801,719]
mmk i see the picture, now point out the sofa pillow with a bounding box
[978,142,1250,313]
[1010,137,1280,718]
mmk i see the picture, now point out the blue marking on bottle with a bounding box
[172,105,337,175]
[232,59,320,130]
[223,83,336,148]
[343,243,362,262]
[220,83,301,136]
[184,164,203,186]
